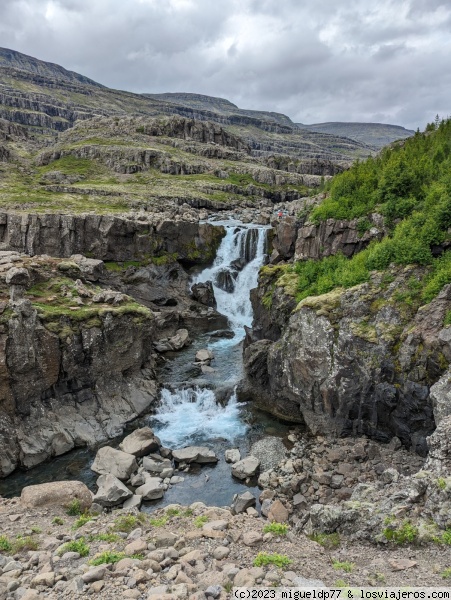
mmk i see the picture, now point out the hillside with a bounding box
[298,121,415,149]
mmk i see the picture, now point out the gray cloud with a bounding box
[0,0,450,129]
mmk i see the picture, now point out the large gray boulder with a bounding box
[91,446,138,480]
[172,446,218,464]
[20,481,92,510]
[231,491,256,515]
[93,474,133,507]
[231,456,260,480]
[142,454,173,474]
[119,427,160,457]
[135,478,165,500]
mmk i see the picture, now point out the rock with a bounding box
[293,493,307,510]
[91,446,138,480]
[205,585,222,599]
[191,281,216,308]
[231,491,256,514]
[70,254,105,281]
[234,568,256,587]
[293,575,326,587]
[142,454,173,473]
[225,449,241,463]
[242,531,263,546]
[20,481,92,510]
[213,546,230,560]
[268,499,289,523]
[119,427,160,457]
[5,267,30,286]
[195,349,214,363]
[381,468,399,484]
[154,532,179,548]
[135,478,165,500]
[125,538,148,555]
[81,566,107,583]
[231,456,260,479]
[93,473,133,507]
[170,475,185,484]
[170,328,191,350]
[261,499,273,517]
[389,559,417,571]
[30,571,55,588]
[123,495,142,510]
[172,446,218,464]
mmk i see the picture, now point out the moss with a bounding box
[276,272,299,297]
[296,288,344,318]
[349,320,378,344]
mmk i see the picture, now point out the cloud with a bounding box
[0,0,450,129]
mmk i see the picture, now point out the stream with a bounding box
[0,221,292,508]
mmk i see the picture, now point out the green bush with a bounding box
[89,551,126,565]
[66,499,83,516]
[332,560,354,573]
[383,521,418,544]
[0,536,12,553]
[263,523,289,535]
[253,552,292,569]
[58,538,90,557]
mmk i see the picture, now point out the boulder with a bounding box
[231,491,256,515]
[119,428,160,457]
[191,281,216,308]
[267,499,289,523]
[93,474,133,507]
[225,449,241,464]
[172,446,218,464]
[123,495,143,510]
[143,454,173,473]
[231,456,260,480]
[20,481,92,510]
[91,446,137,480]
[5,267,30,286]
[94,473,133,506]
[195,349,214,364]
[70,254,105,281]
[242,531,263,546]
[135,478,165,500]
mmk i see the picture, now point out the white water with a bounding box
[152,222,269,448]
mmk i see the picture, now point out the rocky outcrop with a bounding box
[294,214,386,260]
[0,212,225,264]
[245,267,451,455]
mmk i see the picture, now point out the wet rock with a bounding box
[93,473,133,507]
[135,477,165,500]
[195,349,214,363]
[231,491,256,514]
[119,427,160,457]
[91,446,138,481]
[20,481,92,510]
[191,281,216,308]
[231,456,260,480]
[155,329,191,353]
[225,449,241,464]
[172,446,218,464]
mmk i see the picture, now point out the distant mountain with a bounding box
[0,47,103,87]
[297,122,415,149]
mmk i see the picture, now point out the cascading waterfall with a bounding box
[151,223,269,448]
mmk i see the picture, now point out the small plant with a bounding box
[308,532,340,549]
[333,560,354,573]
[112,513,145,533]
[72,514,93,530]
[224,581,233,593]
[194,516,209,528]
[66,499,83,516]
[0,536,12,553]
[89,551,126,566]
[335,580,347,588]
[182,508,194,517]
[165,508,181,517]
[263,523,289,536]
[12,537,39,553]
[58,538,90,557]
[30,526,42,534]
[52,517,64,526]
[149,516,169,527]
[383,520,418,545]
[442,568,451,579]
[437,478,447,491]
[442,530,451,545]
[89,533,121,543]
[253,552,292,569]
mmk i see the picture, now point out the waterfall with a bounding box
[192,224,268,336]
[152,222,269,447]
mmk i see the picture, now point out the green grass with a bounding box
[263,523,289,536]
[52,517,64,526]
[0,536,12,553]
[165,508,181,517]
[89,533,121,543]
[112,513,146,533]
[88,550,144,566]
[383,521,418,545]
[72,514,93,529]
[66,499,83,516]
[308,532,341,549]
[58,538,90,557]
[333,560,354,573]
[11,536,39,553]
[149,516,169,527]
[442,568,451,579]
[30,526,42,534]
[442,530,451,545]
[194,516,209,528]
[253,552,292,569]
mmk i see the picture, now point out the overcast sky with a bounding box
[1,0,450,130]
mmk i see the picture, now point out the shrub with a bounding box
[112,513,146,533]
[332,560,354,573]
[149,516,169,527]
[442,568,451,579]
[442,530,451,545]
[194,516,209,528]
[66,499,83,516]
[58,538,90,557]
[12,537,39,553]
[89,551,126,565]
[263,523,289,536]
[89,533,121,543]
[72,514,93,529]
[0,536,12,553]
[52,517,64,526]
[253,552,292,569]
[308,532,340,549]
[383,520,418,544]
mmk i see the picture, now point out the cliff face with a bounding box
[243,265,451,456]
[0,212,224,264]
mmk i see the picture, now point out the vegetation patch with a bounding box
[383,520,418,545]
[308,532,341,549]
[58,538,90,557]
[253,552,292,569]
[332,560,354,573]
[112,513,146,533]
[263,523,289,536]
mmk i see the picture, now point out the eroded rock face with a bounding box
[245,268,451,454]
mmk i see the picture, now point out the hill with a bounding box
[298,121,415,149]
